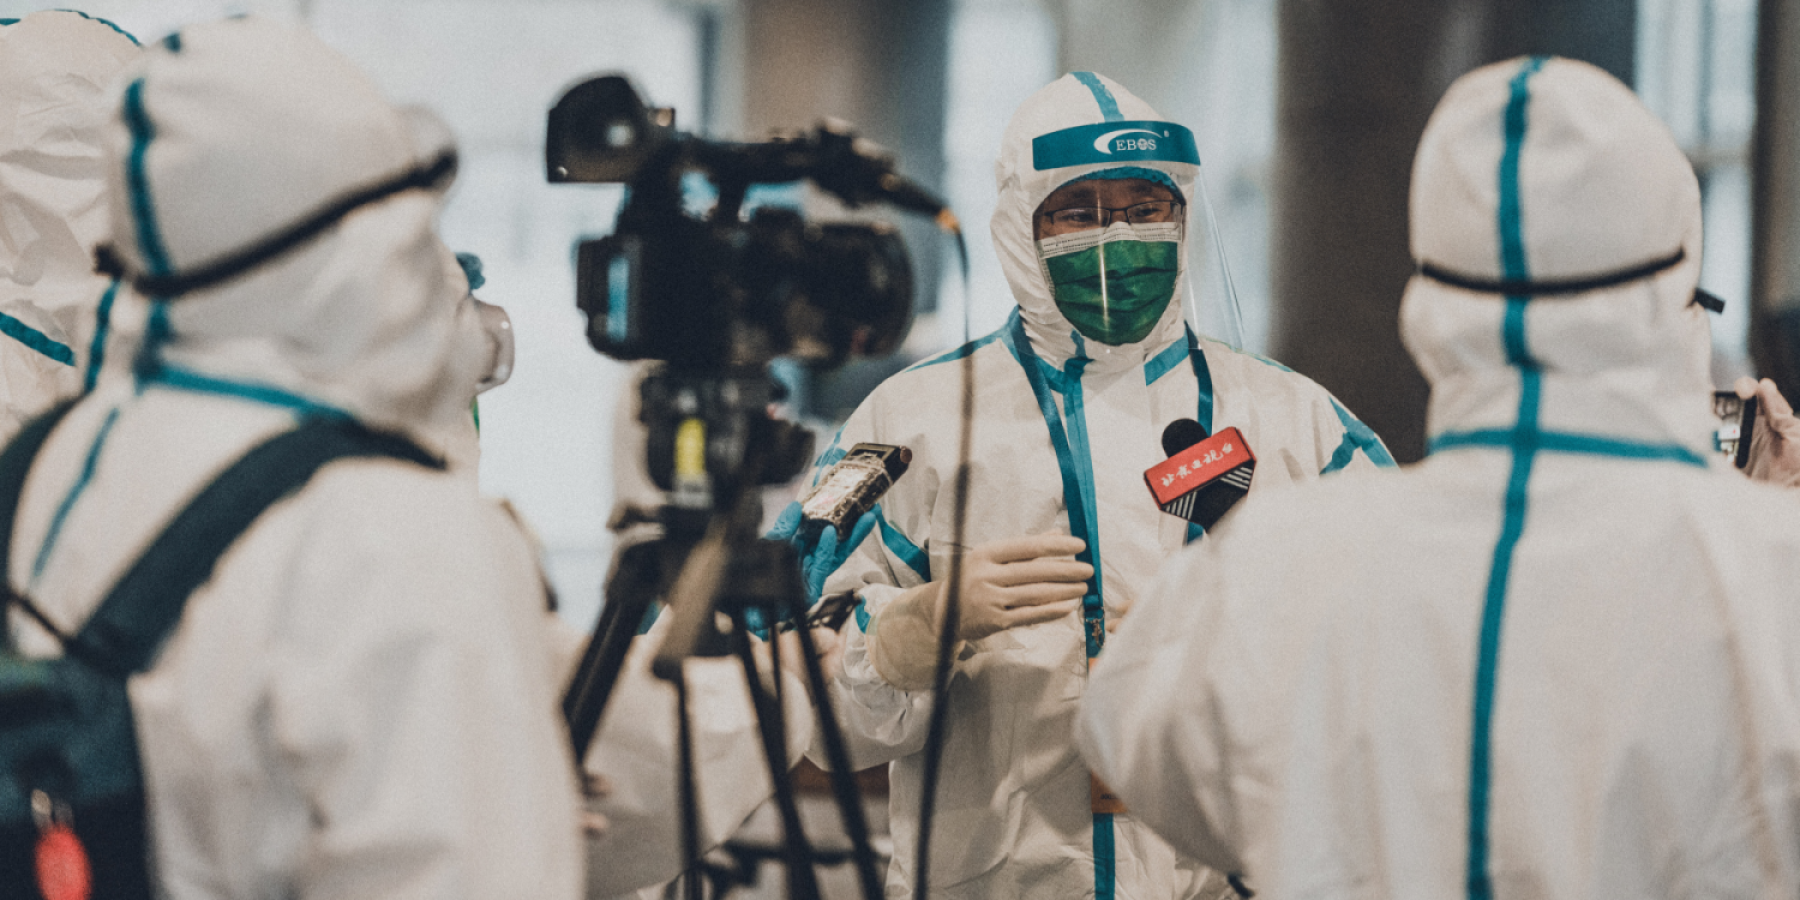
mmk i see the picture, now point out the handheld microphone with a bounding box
[1145,419,1256,530]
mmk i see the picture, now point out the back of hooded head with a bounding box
[0,11,139,432]
[1401,57,1714,453]
[96,17,487,462]
[993,72,1201,372]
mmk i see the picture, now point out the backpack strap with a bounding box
[0,400,82,648]
[66,416,439,677]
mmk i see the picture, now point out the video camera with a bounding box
[547,74,927,372]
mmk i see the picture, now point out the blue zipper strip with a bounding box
[1093,812,1117,898]
[1184,329,1217,545]
[1001,311,1114,899]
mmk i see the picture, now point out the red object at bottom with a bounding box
[35,824,92,900]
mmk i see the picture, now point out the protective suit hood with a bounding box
[96,18,486,461]
[0,12,138,430]
[1401,57,1714,457]
[993,72,1200,373]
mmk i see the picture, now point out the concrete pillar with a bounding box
[1271,0,1635,461]
[1752,0,1800,400]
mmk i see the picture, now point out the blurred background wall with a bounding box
[1,0,1785,629]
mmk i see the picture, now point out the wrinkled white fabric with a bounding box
[7,19,580,900]
[0,12,137,441]
[1079,57,1800,900]
[804,72,1391,899]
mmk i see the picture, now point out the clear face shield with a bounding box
[1180,170,1249,350]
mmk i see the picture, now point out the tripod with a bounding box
[563,369,884,900]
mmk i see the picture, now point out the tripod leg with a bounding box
[675,675,706,900]
[733,625,823,900]
[792,622,885,900]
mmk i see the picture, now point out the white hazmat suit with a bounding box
[5,19,582,899]
[801,72,1391,899]
[0,12,138,442]
[1078,57,1800,900]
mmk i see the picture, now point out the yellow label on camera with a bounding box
[674,417,706,478]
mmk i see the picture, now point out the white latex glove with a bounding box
[1735,376,1800,488]
[866,534,1090,690]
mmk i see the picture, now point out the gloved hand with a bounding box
[1735,377,1800,488]
[867,534,1090,691]
[767,501,879,602]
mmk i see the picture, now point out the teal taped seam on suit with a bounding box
[875,505,929,581]
[86,281,119,392]
[122,80,173,279]
[0,312,74,366]
[149,365,348,420]
[1072,71,1123,122]
[1322,399,1397,474]
[32,406,122,585]
[1431,429,1707,468]
[908,331,1002,373]
[1143,338,1187,385]
[1467,55,1546,900]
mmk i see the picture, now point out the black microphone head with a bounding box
[1162,418,1208,457]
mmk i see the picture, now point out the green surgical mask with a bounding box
[1039,223,1180,346]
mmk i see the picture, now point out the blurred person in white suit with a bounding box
[1078,56,1800,900]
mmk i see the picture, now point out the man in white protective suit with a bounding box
[0,11,139,442]
[786,72,1393,898]
[4,18,584,898]
[1077,56,1800,900]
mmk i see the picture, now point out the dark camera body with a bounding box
[574,208,911,371]
[548,74,915,373]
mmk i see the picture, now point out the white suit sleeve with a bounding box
[801,409,939,771]
[1076,532,1246,874]
[271,482,583,900]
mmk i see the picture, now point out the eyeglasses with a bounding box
[1039,199,1184,235]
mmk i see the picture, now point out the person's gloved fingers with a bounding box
[810,524,841,566]
[986,556,1093,586]
[843,509,879,557]
[1001,597,1081,630]
[801,525,841,598]
[767,501,803,541]
[976,533,1087,564]
[999,581,1089,609]
[1756,377,1797,423]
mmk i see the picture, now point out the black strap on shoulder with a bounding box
[52,416,439,677]
[0,401,82,648]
